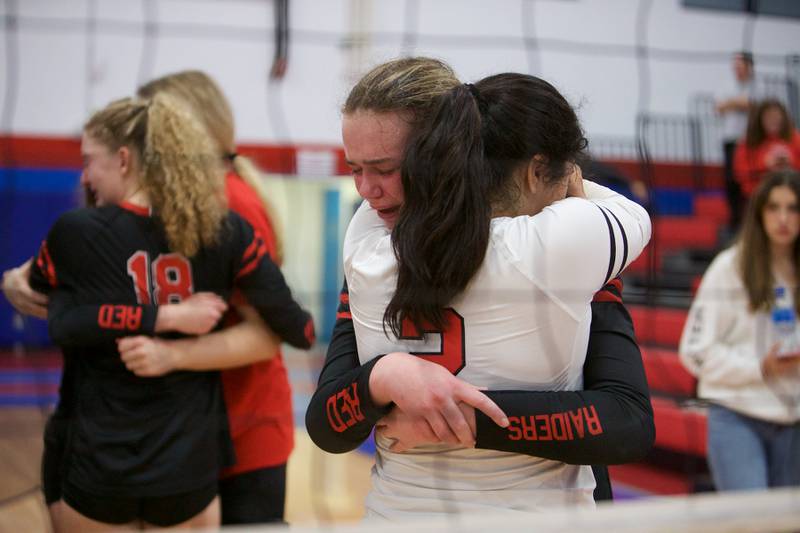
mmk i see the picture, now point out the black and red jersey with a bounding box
[30,202,314,498]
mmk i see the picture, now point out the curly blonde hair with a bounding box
[138,70,283,263]
[84,95,226,258]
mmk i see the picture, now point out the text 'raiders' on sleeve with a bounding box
[474,280,654,464]
[230,213,315,349]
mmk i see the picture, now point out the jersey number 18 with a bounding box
[127,251,194,304]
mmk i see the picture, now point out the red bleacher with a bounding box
[606,160,724,189]
[641,347,696,398]
[615,187,722,494]
[693,194,729,224]
[651,397,707,457]
[627,249,662,274]
[609,463,695,496]
[627,214,720,274]
[629,306,688,347]
[616,305,710,495]
[631,306,705,446]
[654,217,720,250]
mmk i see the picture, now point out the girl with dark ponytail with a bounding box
[386,74,591,336]
[308,57,657,512]
[385,83,491,336]
[339,70,651,517]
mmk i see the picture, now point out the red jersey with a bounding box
[221,172,294,476]
[734,131,800,197]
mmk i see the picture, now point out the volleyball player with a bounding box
[306,58,653,516]
[4,71,304,526]
[134,71,298,525]
[29,95,313,530]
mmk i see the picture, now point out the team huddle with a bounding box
[3,57,653,529]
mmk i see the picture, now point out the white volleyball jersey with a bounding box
[343,181,651,519]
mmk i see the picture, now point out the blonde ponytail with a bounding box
[142,94,227,258]
[84,96,227,257]
[138,70,283,262]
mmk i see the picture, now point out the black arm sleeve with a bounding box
[474,283,655,465]
[306,279,655,464]
[233,218,315,350]
[305,281,392,453]
[47,299,158,346]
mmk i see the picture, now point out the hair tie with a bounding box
[225,152,239,162]
[464,83,488,114]
[465,83,480,100]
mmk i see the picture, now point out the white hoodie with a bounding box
[679,247,800,424]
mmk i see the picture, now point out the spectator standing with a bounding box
[717,51,758,229]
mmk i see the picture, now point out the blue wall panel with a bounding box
[0,168,81,346]
[651,188,694,216]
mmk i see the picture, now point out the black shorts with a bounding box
[41,414,68,505]
[62,481,217,527]
[219,463,287,525]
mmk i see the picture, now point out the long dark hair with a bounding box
[383,73,587,336]
[738,170,800,313]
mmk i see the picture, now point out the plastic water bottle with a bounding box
[772,286,799,356]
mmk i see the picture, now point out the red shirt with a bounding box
[734,130,800,197]
[221,172,294,476]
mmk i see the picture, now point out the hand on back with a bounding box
[1,259,48,319]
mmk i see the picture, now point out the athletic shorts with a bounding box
[62,481,217,527]
[41,415,68,505]
[219,463,287,525]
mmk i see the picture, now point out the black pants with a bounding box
[723,140,743,229]
[219,463,287,525]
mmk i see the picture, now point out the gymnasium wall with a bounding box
[0,0,799,346]
[1,0,799,142]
